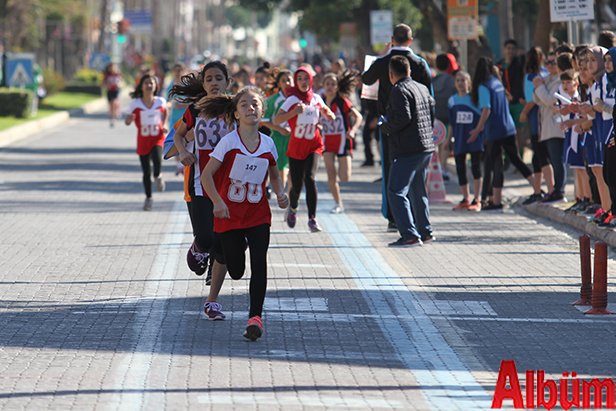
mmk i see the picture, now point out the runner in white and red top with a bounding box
[320,70,363,214]
[273,67,335,232]
[200,86,289,341]
[165,61,232,321]
[210,129,277,232]
[103,63,123,127]
[124,74,167,211]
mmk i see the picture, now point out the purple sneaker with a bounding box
[187,241,208,275]
[204,301,226,320]
[286,209,297,228]
[308,216,322,232]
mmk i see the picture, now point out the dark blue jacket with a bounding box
[381,77,435,159]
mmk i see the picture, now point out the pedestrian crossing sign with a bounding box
[90,53,110,72]
[7,58,33,87]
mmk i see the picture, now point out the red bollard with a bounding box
[573,235,592,305]
[585,241,614,315]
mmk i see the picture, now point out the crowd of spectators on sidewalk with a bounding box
[403,31,616,231]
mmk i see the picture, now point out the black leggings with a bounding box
[482,135,533,200]
[139,145,162,198]
[454,151,482,186]
[220,223,270,318]
[531,134,551,173]
[188,195,225,263]
[602,144,616,214]
[288,153,320,217]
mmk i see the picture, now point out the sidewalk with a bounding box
[442,152,616,247]
[0,116,615,410]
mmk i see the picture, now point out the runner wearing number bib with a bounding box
[273,67,335,232]
[199,87,289,341]
[125,74,168,211]
[261,69,293,196]
[321,70,363,214]
[165,61,232,321]
[447,71,484,211]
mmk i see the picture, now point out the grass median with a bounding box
[0,92,102,132]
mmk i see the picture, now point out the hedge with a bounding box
[0,89,34,118]
[63,82,103,95]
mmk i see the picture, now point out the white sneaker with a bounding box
[330,204,344,214]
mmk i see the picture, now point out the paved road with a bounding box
[0,110,615,410]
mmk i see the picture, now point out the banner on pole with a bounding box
[550,0,594,22]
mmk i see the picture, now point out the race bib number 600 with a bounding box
[140,110,162,137]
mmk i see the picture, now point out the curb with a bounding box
[519,201,616,248]
[442,155,616,247]
[0,97,107,148]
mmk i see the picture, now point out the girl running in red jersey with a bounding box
[103,63,123,127]
[199,86,289,341]
[125,74,168,211]
[261,69,293,197]
[273,67,335,231]
[320,70,363,214]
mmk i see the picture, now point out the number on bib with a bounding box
[295,123,316,139]
[195,118,226,150]
[140,124,160,137]
[456,111,474,124]
[227,179,263,203]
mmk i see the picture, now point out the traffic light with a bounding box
[299,39,307,48]
[117,34,127,44]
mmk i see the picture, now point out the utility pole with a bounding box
[97,0,109,53]
[499,0,513,43]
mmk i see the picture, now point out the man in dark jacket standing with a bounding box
[362,24,432,232]
[381,56,435,247]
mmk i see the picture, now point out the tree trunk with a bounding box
[468,36,495,73]
[533,0,553,53]
[352,0,379,70]
[97,0,108,53]
[416,0,454,53]
[499,0,513,43]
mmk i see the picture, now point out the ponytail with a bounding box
[196,86,265,127]
[196,94,236,127]
[336,69,359,97]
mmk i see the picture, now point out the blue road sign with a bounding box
[7,57,33,87]
[90,53,111,71]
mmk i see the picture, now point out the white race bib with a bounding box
[456,111,473,124]
[321,111,345,136]
[297,106,319,125]
[229,154,269,185]
[140,110,161,137]
[195,117,228,150]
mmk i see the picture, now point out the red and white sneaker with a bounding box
[243,316,263,341]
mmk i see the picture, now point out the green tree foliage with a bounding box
[1,0,88,51]
[226,5,252,28]
[237,0,421,44]
[225,4,273,30]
